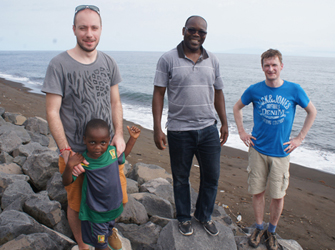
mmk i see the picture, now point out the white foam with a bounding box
[122,103,167,132]
[0,72,43,94]
[123,104,335,175]
[0,73,29,82]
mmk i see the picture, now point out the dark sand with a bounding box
[1,78,334,250]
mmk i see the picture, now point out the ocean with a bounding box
[0,51,334,175]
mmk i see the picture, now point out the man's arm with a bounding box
[284,101,317,153]
[152,86,167,150]
[46,93,72,162]
[46,93,86,175]
[233,98,256,147]
[110,84,126,157]
[214,89,229,146]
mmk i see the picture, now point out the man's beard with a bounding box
[77,39,99,52]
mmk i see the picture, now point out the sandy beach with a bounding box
[1,77,334,250]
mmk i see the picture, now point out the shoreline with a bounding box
[1,77,335,249]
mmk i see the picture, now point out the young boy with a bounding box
[63,119,124,250]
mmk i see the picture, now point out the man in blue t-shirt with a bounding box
[233,49,316,250]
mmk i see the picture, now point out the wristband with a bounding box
[60,147,72,155]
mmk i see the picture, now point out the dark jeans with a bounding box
[167,123,221,222]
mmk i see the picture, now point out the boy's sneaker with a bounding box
[202,220,219,236]
[264,230,279,250]
[108,228,122,250]
[248,228,265,248]
[178,220,193,236]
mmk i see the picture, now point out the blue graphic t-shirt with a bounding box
[241,80,310,157]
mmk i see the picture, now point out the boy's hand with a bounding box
[127,125,141,139]
[67,151,86,177]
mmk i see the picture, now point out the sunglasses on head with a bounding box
[185,27,207,37]
[74,5,100,15]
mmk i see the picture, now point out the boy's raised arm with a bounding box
[124,126,141,158]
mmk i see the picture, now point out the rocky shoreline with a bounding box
[0,108,305,249]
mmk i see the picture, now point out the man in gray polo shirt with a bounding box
[152,15,229,236]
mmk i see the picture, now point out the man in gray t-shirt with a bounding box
[152,15,229,237]
[43,51,122,153]
[42,5,125,249]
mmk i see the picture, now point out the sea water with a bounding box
[0,51,334,174]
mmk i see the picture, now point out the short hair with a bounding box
[261,49,283,66]
[185,15,207,27]
[84,119,109,136]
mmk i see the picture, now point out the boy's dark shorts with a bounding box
[82,220,115,248]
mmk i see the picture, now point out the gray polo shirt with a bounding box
[154,42,224,131]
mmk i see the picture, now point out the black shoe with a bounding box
[248,228,265,248]
[202,220,219,236]
[264,230,279,250]
[178,221,193,236]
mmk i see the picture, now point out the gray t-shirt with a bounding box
[154,42,224,131]
[42,51,122,153]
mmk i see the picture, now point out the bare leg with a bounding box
[67,206,89,250]
[269,197,284,226]
[252,191,266,225]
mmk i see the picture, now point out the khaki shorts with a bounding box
[247,147,290,199]
[59,157,128,213]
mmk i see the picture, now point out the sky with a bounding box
[1,0,335,57]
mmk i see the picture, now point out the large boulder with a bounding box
[140,177,174,205]
[156,219,237,250]
[1,180,34,210]
[127,163,172,185]
[0,210,46,245]
[131,193,174,219]
[0,130,22,153]
[126,178,139,194]
[0,210,76,249]
[0,123,30,144]
[27,131,50,147]
[116,221,162,250]
[46,172,67,208]
[24,117,50,136]
[0,172,30,198]
[22,150,59,190]
[116,195,148,225]
[23,191,62,228]
[12,142,50,158]
[0,233,59,250]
